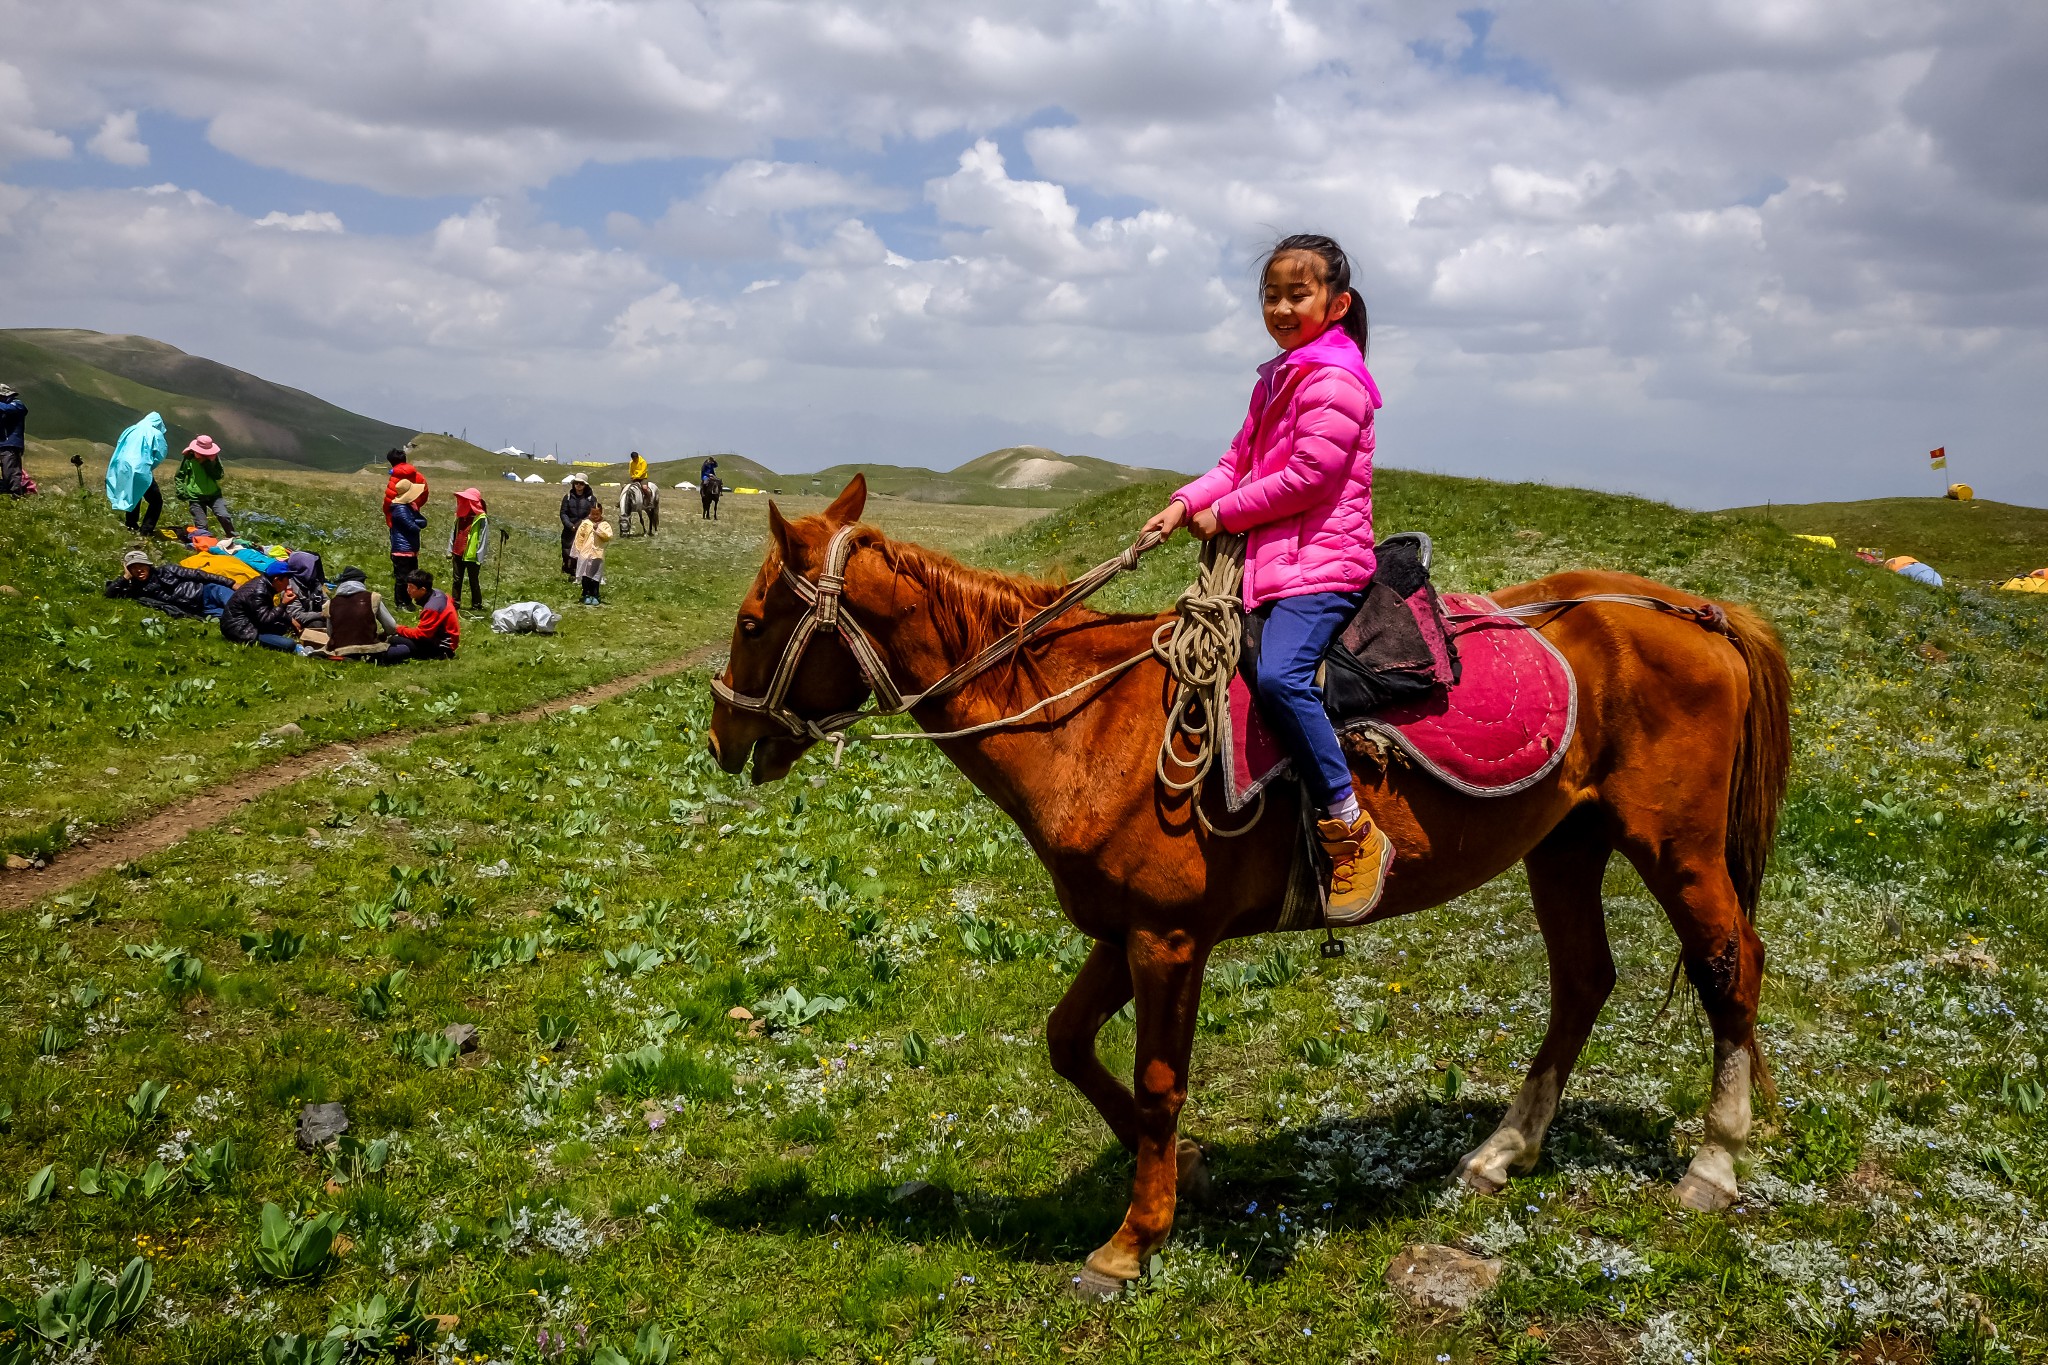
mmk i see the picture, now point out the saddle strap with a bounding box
[1446,593,1731,635]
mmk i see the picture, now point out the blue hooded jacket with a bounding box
[106,412,168,512]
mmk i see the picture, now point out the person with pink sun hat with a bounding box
[174,433,236,536]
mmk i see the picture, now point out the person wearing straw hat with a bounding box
[174,434,236,536]
[446,486,489,612]
[388,478,428,606]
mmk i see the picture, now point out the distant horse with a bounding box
[619,480,658,537]
[700,477,723,521]
[709,475,1792,1294]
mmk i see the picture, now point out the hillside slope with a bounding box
[3,329,420,472]
[805,445,1183,507]
[1735,494,2048,583]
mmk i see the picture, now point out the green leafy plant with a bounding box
[123,1078,170,1126]
[0,1257,152,1355]
[400,1031,460,1070]
[603,943,667,977]
[753,986,848,1031]
[259,1333,345,1365]
[21,1164,55,1208]
[188,1138,237,1192]
[160,952,207,998]
[592,1324,675,1365]
[1296,1036,1342,1068]
[253,1202,346,1281]
[324,1133,391,1187]
[240,927,306,963]
[320,1286,440,1359]
[36,1024,73,1057]
[1349,1001,1391,1036]
[349,900,396,931]
[357,969,407,1021]
[68,980,106,1010]
[536,1014,579,1050]
[900,1029,930,1067]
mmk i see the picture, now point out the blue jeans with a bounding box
[201,583,234,617]
[1254,590,1365,810]
[254,633,297,652]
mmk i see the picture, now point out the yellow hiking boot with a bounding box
[1317,809,1394,920]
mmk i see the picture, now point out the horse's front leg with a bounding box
[1078,928,1207,1292]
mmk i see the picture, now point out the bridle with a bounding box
[709,526,907,742]
[709,524,1166,746]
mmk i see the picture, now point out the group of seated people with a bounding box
[104,551,459,664]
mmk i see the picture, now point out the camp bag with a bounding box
[1239,532,1459,723]
[491,601,561,635]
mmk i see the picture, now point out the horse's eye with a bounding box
[739,618,761,636]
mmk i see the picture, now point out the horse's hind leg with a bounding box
[1456,820,1614,1193]
[1622,834,1765,1211]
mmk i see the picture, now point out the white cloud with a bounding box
[86,109,148,166]
[0,62,70,164]
[0,0,2043,504]
[254,209,343,232]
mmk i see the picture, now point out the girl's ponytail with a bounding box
[1264,233,1369,356]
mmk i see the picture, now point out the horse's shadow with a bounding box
[691,1095,1686,1281]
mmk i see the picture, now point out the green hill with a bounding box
[2,328,420,472]
[800,445,1182,507]
[1736,495,2048,584]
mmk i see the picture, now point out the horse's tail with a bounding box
[1717,602,1791,920]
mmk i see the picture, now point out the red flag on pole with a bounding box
[1929,446,1947,470]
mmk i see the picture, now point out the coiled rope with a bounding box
[1151,533,1263,835]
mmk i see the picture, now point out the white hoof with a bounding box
[1674,1170,1737,1212]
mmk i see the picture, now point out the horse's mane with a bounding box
[873,534,1073,660]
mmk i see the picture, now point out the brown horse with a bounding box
[708,475,1791,1292]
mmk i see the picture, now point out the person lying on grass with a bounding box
[220,565,304,653]
[363,569,459,665]
[103,549,235,619]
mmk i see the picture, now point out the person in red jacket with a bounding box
[380,447,428,526]
[369,569,459,664]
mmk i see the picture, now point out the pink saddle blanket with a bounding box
[1224,592,1577,809]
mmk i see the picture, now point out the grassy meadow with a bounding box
[0,438,1032,856]
[1738,496,2048,587]
[2,467,2047,1364]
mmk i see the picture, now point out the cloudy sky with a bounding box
[2,0,2043,507]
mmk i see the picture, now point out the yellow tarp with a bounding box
[572,460,610,468]
[1793,534,1837,549]
[180,551,261,585]
[1999,577,2048,593]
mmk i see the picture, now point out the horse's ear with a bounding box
[824,473,867,526]
[767,500,792,560]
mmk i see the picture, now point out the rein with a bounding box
[708,524,1170,749]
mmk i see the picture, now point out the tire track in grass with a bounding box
[0,644,725,911]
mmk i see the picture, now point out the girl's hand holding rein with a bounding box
[1141,497,1189,540]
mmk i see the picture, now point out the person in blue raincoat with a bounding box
[106,412,170,535]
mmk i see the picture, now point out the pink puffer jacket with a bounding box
[1174,328,1381,610]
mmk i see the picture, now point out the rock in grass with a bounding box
[443,1022,480,1054]
[0,584,17,596]
[1384,1244,1502,1311]
[296,1102,350,1151]
[890,1180,937,1205]
[267,722,304,739]
[469,711,490,724]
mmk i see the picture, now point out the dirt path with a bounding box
[0,647,721,912]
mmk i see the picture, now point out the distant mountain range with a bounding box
[1,327,1185,503]
[1,328,419,472]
